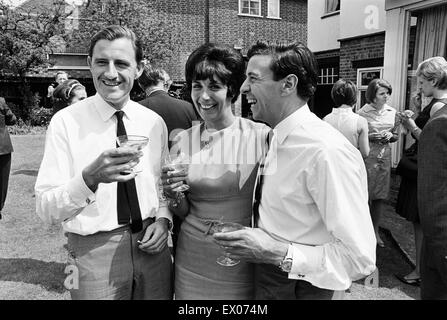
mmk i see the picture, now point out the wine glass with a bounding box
[209,222,245,267]
[116,135,149,174]
[164,152,190,192]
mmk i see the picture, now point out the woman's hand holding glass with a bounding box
[161,153,190,200]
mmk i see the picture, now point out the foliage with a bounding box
[68,0,182,65]
[0,0,72,121]
[7,118,47,135]
[0,0,71,77]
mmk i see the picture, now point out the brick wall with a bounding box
[339,33,385,83]
[148,0,308,81]
[209,0,307,56]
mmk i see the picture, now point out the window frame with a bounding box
[324,0,340,14]
[356,67,384,112]
[238,0,262,18]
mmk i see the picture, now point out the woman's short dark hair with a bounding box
[185,43,245,103]
[247,41,318,100]
[365,78,392,104]
[53,79,85,103]
[89,25,143,64]
[331,79,357,107]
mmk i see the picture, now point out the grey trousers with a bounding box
[66,218,173,300]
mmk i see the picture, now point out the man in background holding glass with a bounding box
[35,25,173,300]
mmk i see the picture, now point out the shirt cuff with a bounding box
[65,173,96,207]
[288,243,324,279]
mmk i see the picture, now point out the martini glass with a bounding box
[209,222,245,266]
[116,135,149,174]
[164,152,190,192]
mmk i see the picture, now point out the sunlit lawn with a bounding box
[0,134,69,300]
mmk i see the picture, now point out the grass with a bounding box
[0,134,418,300]
[0,134,69,300]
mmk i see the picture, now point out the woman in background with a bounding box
[358,79,399,248]
[0,97,17,219]
[52,79,87,113]
[324,79,370,158]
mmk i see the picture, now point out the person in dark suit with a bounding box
[138,64,200,254]
[0,97,17,219]
[417,56,447,300]
[138,65,200,149]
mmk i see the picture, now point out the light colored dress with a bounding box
[323,107,361,148]
[172,117,269,300]
[358,103,397,200]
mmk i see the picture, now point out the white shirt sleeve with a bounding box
[288,147,376,290]
[35,116,95,225]
[154,118,173,225]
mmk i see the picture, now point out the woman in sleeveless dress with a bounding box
[395,60,447,285]
[161,43,269,299]
[358,79,399,248]
[324,79,369,158]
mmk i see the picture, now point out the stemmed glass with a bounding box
[209,222,245,267]
[116,135,149,174]
[164,152,190,192]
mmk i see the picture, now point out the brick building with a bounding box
[308,0,447,166]
[1,0,308,109]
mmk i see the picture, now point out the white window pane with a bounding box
[268,0,279,18]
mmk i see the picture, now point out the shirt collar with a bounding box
[274,104,313,145]
[92,93,134,122]
[332,107,353,114]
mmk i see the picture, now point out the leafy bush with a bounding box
[7,118,47,135]
[30,106,53,126]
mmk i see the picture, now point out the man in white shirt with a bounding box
[35,25,173,300]
[214,42,376,299]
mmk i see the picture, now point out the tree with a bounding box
[68,0,182,66]
[0,0,72,120]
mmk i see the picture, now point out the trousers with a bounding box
[66,218,173,300]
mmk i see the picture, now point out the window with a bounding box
[325,0,340,14]
[356,67,383,111]
[318,67,339,85]
[239,0,261,17]
[267,0,280,19]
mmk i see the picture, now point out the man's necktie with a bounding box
[115,111,143,233]
[253,130,272,228]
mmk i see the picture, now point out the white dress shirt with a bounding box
[35,94,171,235]
[260,104,376,290]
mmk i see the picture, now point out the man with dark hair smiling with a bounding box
[214,41,376,300]
[35,25,173,300]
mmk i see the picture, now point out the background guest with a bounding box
[324,79,370,158]
[45,71,69,108]
[52,79,87,113]
[416,56,447,299]
[0,97,17,220]
[358,79,399,248]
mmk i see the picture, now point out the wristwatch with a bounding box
[278,244,293,273]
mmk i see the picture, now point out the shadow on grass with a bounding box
[11,170,38,177]
[0,258,67,293]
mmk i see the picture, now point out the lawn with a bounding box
[0,134,69,300]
